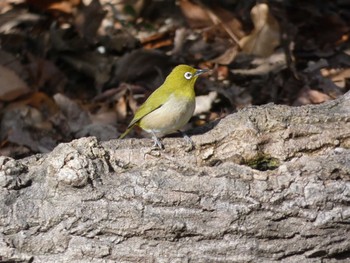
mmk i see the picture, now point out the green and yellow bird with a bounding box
[119,64,209,149]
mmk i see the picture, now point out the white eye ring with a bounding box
[184,72,192,80]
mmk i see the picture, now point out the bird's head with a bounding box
[164,64,209,89]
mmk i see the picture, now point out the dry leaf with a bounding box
[115,92,128,120]
[101,29,139,53]
[216,65,229,80]
[239,3,280,57]
[112,49,177,87]
[169,27,187,55]
[179,0,243,43]
[194,91,217,115]
[25,0,81,14]
[90,109,118,126]
[60,51,112,88]
[178,0,242,63]
[0,8,42,33]
[209,45,238,65]
[0,65,30,101]
[74,0,106,41]
[0,50,29,81]
[53,93,91,134]
[113,0,146,21]
[322,68,350,89]
[178,0,213,28]
[26,54,67,93]
[141,31,174,49]
[1,103,57,153]
[2,92,59,149]
[15,92,59,117]
[293,88,331,106]
[112,84,139,120]
[232,51,287,75]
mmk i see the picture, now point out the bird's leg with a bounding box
[151,131,164,149]
[178,130,194,149]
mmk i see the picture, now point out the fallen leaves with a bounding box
[293,88,332,106]
[178,0,243,65]
[321,68,350,89]
[0,65,30,101]
[239,3,280,57]
[0,0,350,157]
[74,0,106,41]
[179,0,243,41]
[25,0,81,15]
[1,92,58,155]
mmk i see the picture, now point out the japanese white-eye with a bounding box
[119,64,209,148]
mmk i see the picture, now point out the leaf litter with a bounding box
[0,0,349,157]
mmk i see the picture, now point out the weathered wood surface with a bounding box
[1,92,350,262]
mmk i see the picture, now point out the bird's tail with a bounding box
[119,125,134,139]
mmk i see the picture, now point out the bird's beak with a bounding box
[194,68,210,77]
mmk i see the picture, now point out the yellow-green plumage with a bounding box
[119,64,208,148]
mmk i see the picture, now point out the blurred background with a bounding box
[0,0,349,158]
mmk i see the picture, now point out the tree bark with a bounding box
[1,92,350,263]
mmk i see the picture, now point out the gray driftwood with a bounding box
[1,92,350,263]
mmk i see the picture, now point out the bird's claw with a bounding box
[182,132,195,151]
[152,134,164,150]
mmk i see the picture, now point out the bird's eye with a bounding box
[184,72,192,80]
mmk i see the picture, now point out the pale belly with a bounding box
[139,95,195,137]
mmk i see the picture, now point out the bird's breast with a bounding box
[139,94,195,136]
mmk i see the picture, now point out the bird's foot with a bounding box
[151,134,164,150]
[179,131,195,151]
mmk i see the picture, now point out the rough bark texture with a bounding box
[1,92,350,263]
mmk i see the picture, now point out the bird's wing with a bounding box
[128,86,171,128]
[119,87,170,139]
[127,103,162,128]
